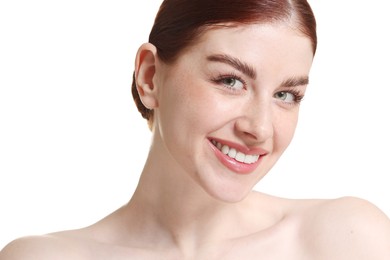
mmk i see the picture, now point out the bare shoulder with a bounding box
[300,196,390,259]
[0,234,87,260]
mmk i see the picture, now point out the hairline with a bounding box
[155,19,312,67]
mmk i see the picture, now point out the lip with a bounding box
[207,138,268,174]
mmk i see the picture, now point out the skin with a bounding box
[1,22,390,260]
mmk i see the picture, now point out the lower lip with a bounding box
[208,140,262,174]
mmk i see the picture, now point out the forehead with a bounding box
[198,23,312,57]
[178,23,313,77]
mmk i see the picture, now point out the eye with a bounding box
[221,77,244,90]
[274,90,304,104]
[274,91,294,102]
[211,74,246,92]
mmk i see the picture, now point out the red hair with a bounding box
[132,0,317,126]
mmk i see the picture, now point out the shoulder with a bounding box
[0,234,87,260]
[300,196,390,259]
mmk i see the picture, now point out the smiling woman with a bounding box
[135,22,314,204]
[1,0,390,259]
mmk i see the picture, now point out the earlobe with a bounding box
[134,43,159,110]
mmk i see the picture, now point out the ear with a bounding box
[134,43,159,110]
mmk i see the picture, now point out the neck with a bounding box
[124,135,249,253]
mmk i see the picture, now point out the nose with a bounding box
[234,99,274,143]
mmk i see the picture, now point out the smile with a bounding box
[210,139,260,164]
[208,138,267,174]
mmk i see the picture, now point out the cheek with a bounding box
[273,110,299,151]
[158,77,229,133]
[154,75,228,172]
[155,74,215,146]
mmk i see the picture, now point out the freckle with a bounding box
[349,230,355,235]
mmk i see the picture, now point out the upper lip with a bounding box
[208,137,269,156]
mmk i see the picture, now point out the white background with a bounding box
[1,0,389,249]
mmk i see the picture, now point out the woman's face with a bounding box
[152,23,313,202]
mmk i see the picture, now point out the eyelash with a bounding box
[278,88,305,105]
[210,73,247,93]
[210,73,305,105]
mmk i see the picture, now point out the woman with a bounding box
[1,0,389,259]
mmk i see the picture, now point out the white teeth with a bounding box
[228,148,237,158]
[211,140,260,164]
[245,154,260,164]
[221,145,229,155]
[244,155,253,164]
[235,152,245,163]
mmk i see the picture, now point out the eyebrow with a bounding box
[206,53,309,87]
[206,54,257,79]
[280,76,309,88]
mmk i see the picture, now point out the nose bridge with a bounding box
[237,95,273,141]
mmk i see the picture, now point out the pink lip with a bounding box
[207,138,268,174]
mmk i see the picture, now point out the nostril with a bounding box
[243,131,258,140]
[234,114,273,143]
